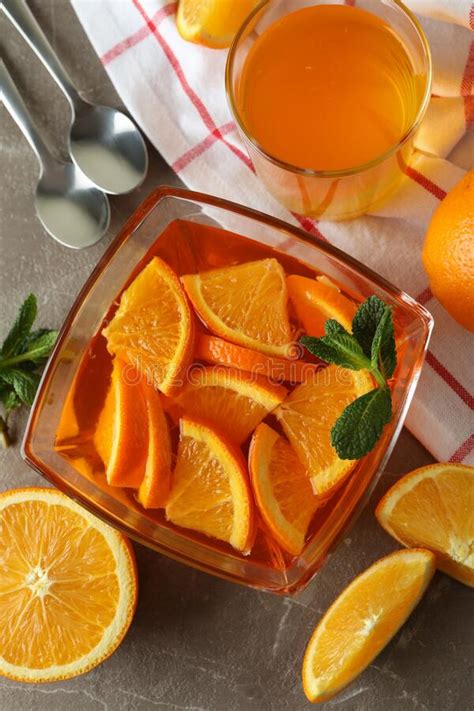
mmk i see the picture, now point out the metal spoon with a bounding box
[3,0,148,195]
[1,62,110,248]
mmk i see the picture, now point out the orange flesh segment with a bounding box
[175,366,287,445]
[103,256,194,396]
[94,359,147,487]
[137,384,172,509]
[166,418,253,551]
[181,258,294,357]
[0,488,137,683]
[196,333,317,383]
[376,463,474,587]
[276,366,373,496]
[302,549,436,703]
[287,275,356,337]
[249,423,319,555]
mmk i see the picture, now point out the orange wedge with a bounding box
[0,487,137,683]
[376,463,474,587]
[103,257,194,396]
[166,417,253,551]
[176,0,260,49]
[137,383,172,509]
[249,423,319,555]
[196,333,316,383]
[181,259,294,357]
[276,366,373,496]
[287,275,356,336]
[302,549,436,703]
[175,366,287,444]
[94,359,147,488]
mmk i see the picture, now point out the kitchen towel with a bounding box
[71,0,473,465]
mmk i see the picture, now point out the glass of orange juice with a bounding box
[226,0,432,220]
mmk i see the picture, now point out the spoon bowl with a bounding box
[70,103,148,195]
[36,160,110,249]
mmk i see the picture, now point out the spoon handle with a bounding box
[0,61,52,171]
[2,0,81,111]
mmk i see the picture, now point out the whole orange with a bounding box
[422,170,474,332]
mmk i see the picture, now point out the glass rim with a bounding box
[225,0,433,179]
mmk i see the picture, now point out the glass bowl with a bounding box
[22,187,433,595]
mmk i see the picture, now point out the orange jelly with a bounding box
[55,220,371,571]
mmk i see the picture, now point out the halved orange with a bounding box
[94,359,147,488]
[175,365,287,444]
[0,487,137,683]
[181,258,294,357]
[287,275,356,337]
[196,334,317,383]
[302,549,436,703]
[166,417,253,551]
[249,423,319,555]
[137,383,172,509]
[103,257,194,396]
[376,463,474,587]
[275,366,373,496]
[176,0,260,49]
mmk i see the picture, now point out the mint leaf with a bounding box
[371,306,391,367]
[331,387,392,459]
[20,330,58,362]
[300,333,370,370]
[1,389,20,412]
[0,369,41,406]
[1,294,37,359]
[352,296,386,358]
[325,319,351,337]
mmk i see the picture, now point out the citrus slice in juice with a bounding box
[137,383,172,509]
[103,257,194,396]
[302,549,436,703]
[175,366,287,444]
[94,359,148,487]
[176,0,260,49]
[196,334,316,383]
[166,417,253,551]
[0,487,137,683]
[376,463,474,587]
[249,423,319,555]
[287,275,356,337]
[181,258,294,357]
[275,366,373,496]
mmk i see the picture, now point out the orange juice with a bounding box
[236,4,426,171]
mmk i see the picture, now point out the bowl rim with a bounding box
[22,186,434,594]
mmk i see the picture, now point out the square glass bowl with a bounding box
[22,187,433,595]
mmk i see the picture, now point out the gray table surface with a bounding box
[0,2,472,710]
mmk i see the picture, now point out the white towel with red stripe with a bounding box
[71,0,474,465]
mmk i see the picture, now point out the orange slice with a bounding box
[287,275,356,336]
[94,359,147,488]
[0,487,137,683]
[176,0,260,49]
[166,417,253,551]
[181,258,294,357]
[137,383,172,509]
[175,365,287,444]
[275,366,373,496]
[103,257,194,396]
[196,334,316,383]
[249,423,319,555]
[302,549,436,703]
[376,463,474,587]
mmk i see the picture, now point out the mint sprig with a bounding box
[300,295,397,460]
[0,294,58,447]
